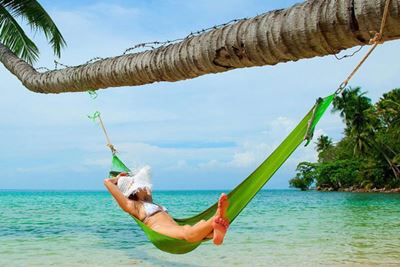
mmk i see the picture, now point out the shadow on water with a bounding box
[92,220,204,267]
[130,248,204,267]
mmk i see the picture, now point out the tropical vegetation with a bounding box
[290,87,400,191]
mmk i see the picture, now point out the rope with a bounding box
[87,111,101,122]
[335,0,391,95]
[334,46,363,60]
[86,88,116,154]
[97,113,117,154]
[379,0,392,39]
[35,18,247,72]
[88,111,117,154]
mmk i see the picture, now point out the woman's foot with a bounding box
[212,193,229,245]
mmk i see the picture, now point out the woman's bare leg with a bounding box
[151,218,214,243]
[150,194,229,243]
[182,193,230,243]
[183,219,214,242]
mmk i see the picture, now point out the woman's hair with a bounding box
[128,193,139,201]
[127,188,152,202]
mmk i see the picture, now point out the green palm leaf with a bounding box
[0,0,66,63]
[0,4,38,63]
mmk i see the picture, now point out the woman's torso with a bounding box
[135,201,177,228]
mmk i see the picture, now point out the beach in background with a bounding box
[1,190,399,267]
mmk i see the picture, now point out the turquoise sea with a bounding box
[1,190,399,266]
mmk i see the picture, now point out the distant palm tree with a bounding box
[376,89,400,179]
[334,87,399,178]
[377,89,400,127]
[333,87,374,156]
[316,135,333,153]
[0,0,66,64]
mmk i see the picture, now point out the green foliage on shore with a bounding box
[290,88,400,191]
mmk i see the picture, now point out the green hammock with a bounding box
[109,94,335,254]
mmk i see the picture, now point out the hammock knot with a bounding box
[107,143,117,154]
[88,111,101,122]
[87,90,98,99]
[369,31,384,45]
[304,97,324,146]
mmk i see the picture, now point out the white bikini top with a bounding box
[142,202,167,221]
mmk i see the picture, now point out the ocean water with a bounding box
[1,190,399,267]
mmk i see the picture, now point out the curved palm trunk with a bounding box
[368,139,400,179]
[1,0,400,94]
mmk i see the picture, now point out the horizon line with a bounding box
[0,188,293,192]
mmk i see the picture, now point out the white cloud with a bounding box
[263,116,296,136]
[230,152,256,168]
[85,3,140,18]
[82,158,110,168]
[198,159,220,170]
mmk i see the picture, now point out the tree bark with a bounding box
[1,0,400,94]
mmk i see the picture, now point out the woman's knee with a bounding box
[194,219,206,227]
[183,225,200,243]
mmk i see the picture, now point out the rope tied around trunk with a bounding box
[335,0,392,95]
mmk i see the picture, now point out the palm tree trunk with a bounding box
[371,140,400,179]
[1,0,400,94]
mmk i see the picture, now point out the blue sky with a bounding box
[1,0,400,190]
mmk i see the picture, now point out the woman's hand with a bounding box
[104,177,118,185]
[104,172,128,185]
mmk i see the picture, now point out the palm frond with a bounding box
[0,4,38,64]
[0,0,66,57]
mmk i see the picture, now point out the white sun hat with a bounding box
[117,165,153,197]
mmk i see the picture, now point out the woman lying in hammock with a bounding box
[104,166,230,245]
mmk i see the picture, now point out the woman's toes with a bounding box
[219,193,228,203]
[214,216,229,230]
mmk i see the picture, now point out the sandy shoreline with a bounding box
[316,187,400,193]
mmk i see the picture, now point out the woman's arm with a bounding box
[107,177,119,185]
[104,178,141,218]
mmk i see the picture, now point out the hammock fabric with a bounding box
[109,94,334,254]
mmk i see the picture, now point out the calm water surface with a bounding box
[1,190,399,266]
